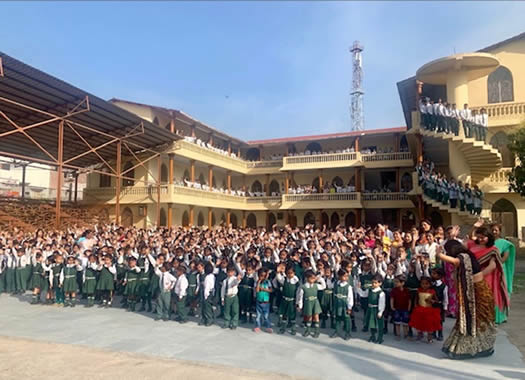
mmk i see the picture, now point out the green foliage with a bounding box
[508,123,525,197]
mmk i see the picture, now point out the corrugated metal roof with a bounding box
[0,52,178,168]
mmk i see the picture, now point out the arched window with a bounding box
[488,66,514,104]
[122,162,134,187]
[305,142,322,153]
[269,180,280,195]
[490,132,515,167]
[401,172,413,192]
[330,212,340,229]
[312,177,320,191]
[182,211,189,227]
[332,176,344,187]
[99,171,111,188]
[267,212,276,229]
[304,212,316,227]
[321,212,329,228]
[230,214,238,228]
[247,213,257,228]
[251,180,263,193]
[160,164,168,183]
[159,208,167,227]
[122,207,133,227]
[345,212,356,227]
[197,212,204,227]
[492,198,517,237]
[246,148,261,161]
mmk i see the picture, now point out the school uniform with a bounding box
[215,268,228,316]
[199,272,216,326]
[297,279,326,337]
[382,274,395,333]
[30,261,48,304]
[174,273,189,322]
[358,287,386,343]
[137,254,153,311]
[83,262,99,307]
[275,273,300,334]
[358,271,374,329]
[238,271,256,323]
[458,186,466,211]
[0,255,6,294]
[319,276,335,329]
[186,270,198,316]
[460,108,472,138]
[432,279,448,340]
[155,269,177,320]
[330,280,354,339]
[15,254,30,293]
[96,263,116,306]
[123,265,141,310]
[473,189,483,215]
[465,188,474,213]
[221,275,240,328]
[449,183,458,209]
[4,252,17,294]
[60,263,82,306]
[51,262,64,304]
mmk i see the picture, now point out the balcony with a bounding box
[281,192,362,209]
[361,192,414,208]
[172,139,281,174]
[361,152,413,168]
[472,102,525,128]
[281,152,361,171]
[84,186,169,204]
[479,167,512,193]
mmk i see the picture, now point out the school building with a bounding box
[75,32,524,239]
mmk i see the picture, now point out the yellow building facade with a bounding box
[83,33,525,239]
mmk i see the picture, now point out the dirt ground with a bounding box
[0,336,309,380]
[501,257,525,356]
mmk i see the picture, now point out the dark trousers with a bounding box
[463,121,472,138]
[450,198,457,209]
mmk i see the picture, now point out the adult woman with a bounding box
[438,241,497,359]
[467,222,510,324]
[491,223,516,322]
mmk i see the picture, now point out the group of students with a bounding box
[419,98,488,142]
[417,159,484,215]
[0,222,458,346]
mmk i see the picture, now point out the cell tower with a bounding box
[350,41,364,131]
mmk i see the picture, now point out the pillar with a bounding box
[73,171,79,204]
[226,210,231,226]
[190,160,195,182]
[265,210,269,228]
[285,175,289,194]
[21,164,27,200]
[167,203,173,229]
[189,205,194,226]
[354,137,360,153]
[242,211,246,228]
[417,195,424,221]
[416,80,424,104]
[242,174,246,192]
[318,209,323,228]
[446,69,469,107]
[259,145,264,161]
[319,170,323,190]
[416,134,423,163]
[208,165,213,188]
[394,133,400,152]
[228,141,232,154]
[227,171,232,192]
[115,140,122,225]
[208,207,213,227]
[208,133,214,146]
[170,118,175,134]
[355,167,362,192]
[265,174,270,196]
[168,154,174,184]
[191,125,196,137]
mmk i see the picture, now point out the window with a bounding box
[1,163,10,171]
[99,172,111,188]
[488,66,514,104]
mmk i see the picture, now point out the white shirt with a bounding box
[459,108,471,121]
[221,276,240,300]
[155,268,177,292]
[174,274,189,298]
[434,279,449,311]
[336,280,354,310]
[203,273,215,299]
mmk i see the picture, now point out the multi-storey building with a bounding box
[83,32,525,240]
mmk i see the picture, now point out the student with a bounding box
[458,181,466,212]
[51,253,65,305]
[275,263,300,335]
[221,264,241,329]
[408,276,442,343]
[154,262,176,321]
[297,269,326,338]
[382,264,395,334]
[198,261,215,326]
[390,275,411,339]
[431,268,448,341]
[238,263,256,324]
[460,103,472,138]
[15,249,30,294]
[254,267,273,333]
[358,259,374,332]
[30,252,48,304]
[60,256,83,307]
[358,274,386,344]
[330,268,353,340]
[186,260,199,317]
[473,185,483,216]
[449,178,458,209]
[122,256,141,311]
[465,184,474,214]
[174,265,189,323]
[3,247,16,294]
[96,255,116,308]
[83,254,99,308]
[480,108,488,142]
[215,258,229,318]
[319,266,335,329]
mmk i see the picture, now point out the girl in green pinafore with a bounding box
[51,254,65,305]
[137,251,153,312]
[186,261,199,317]
[4,249,17,294]
[30,253,49,304]
[358,274,386,344]
[83,255,99,307]
[96,255,116,307]
[319,266,335,329]
[358,260,374,332]
[149,254,165,314]
[123,257,141,311]
[61,256,82,307]
[330,268,353,340]
[297,270,326,338]
[275,264,300,335]
[15,251,30,294]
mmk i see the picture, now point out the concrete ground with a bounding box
[501,258,525,357]
[0,294,524,380]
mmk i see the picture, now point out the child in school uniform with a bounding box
[221,264,241,329]
[174,265,189,323]
[409,276,442,343]
[254,267,273,333]
[96,255,116,308]
[390,275,411,339]
[60,256,83,307]
[382,264,395,334]
[122,256,141,311]
[198,261,216,326]
[51,253,65,305]
[83,254,99,307]
[186,260,199,317]
[4,248,16,294]
[358,274,386,344]
[275,263,300,335]
[357,260,374,332]
[330,268,354,340]
[30,252,49,304]
[154,262,177,321]
[319,266,335,329]
[431,268,448,341]
[0,249,6,294]
[15,249,30,294]
[237,262,256,324]
[297,269,326,338]
[215,258,229,319]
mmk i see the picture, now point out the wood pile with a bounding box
[0,198,110,232]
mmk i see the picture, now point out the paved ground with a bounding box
[1,294,524,380]
[501,258,525,357]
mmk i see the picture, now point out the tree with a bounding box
[508,122,525,196]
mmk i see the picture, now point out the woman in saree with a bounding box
[467,222,510,324]
[491,223,516,320]
[438,241,497,359]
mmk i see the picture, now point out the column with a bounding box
[416,80,424,104]
[170,118,175,134]
[189,205,194,226]
[417,195,424,221]
[191,125,196,137]
[416,134,423,163]
[190,160,195,182]
[226,210,231,226]
[21,164,27,200]
[208,207,213,227]
[167,203,173,229]
[73,171,79,204]
[115,140,122,225]
[285,174,289,194]
[168,154,174,184]
[242,211,246,228]
[318,209,323,228]
[355,167,362,192]
[208,134,214,146]
[242,174,246,192]
[265,210,269,228]
[259,145,264,161]
[318,170,323,190]
[265,174,270,196]
[446,69,469,107]
[354,137,360,153]
[228,141,232,154]
[227,171,232,192]
[55,121,64,228]
[208,165,213,188]
[394,133,400,152]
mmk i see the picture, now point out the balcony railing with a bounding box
[488,167,512,183]
[245,160,282,168]
[362,192,410,201]
[361,152,412,162]
[283,192,359,202]
[471,102,525,127]
[284,152,358,165]
[172,185,245,202]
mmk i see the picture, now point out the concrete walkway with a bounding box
[1,294,524,380]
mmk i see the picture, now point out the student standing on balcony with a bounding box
[427,100,436,130]
[473,110,483,141]
[480,108,489,142]
[419,97,429,129]
[460,104,472,138]
[473,185,484,216]
[435,99,445,133]
[448,178,458,209]
[464,183,474,214]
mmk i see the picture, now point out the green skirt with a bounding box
[63,277,79,293]
[123,279,140,296]
[83,277,97,295]
[319,290,333,313]
[365,306,381,329]
[303,297,322,316]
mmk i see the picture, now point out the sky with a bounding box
[1,2,524,141]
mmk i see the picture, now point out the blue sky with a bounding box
[1,2,524,140]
